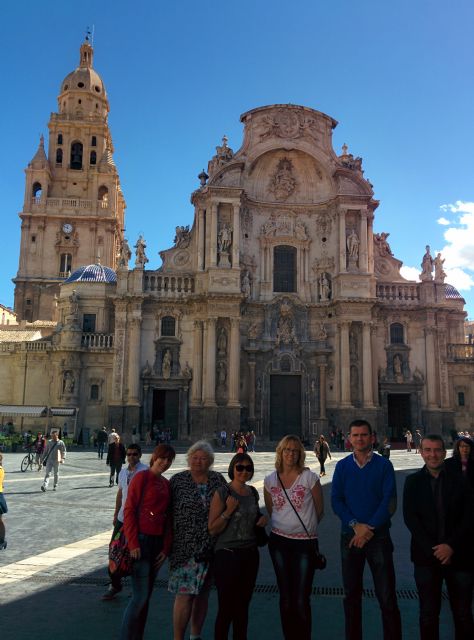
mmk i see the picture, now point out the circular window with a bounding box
[94,86,101,93]
[77,82,85,88]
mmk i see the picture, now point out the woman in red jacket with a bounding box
[120,444,176,640]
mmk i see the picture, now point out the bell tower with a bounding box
[13,37,126,321]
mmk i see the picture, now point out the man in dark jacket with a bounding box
[403,433,474,640]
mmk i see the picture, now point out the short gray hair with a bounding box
[186,440,215,466]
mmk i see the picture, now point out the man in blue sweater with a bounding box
[331,419,401,640]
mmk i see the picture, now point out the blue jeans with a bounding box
[341,532,401,640]
[98,442,105,458]
[120,534,163,640]
[414,564,474,640]
[269,533,317,640]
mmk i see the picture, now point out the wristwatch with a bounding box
[349,519,358,529]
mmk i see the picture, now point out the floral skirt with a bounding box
[168,557,211,595]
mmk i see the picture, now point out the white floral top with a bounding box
[264,468,319,539]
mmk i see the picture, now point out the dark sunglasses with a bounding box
[235,464,253,472]
[126,452,139,456]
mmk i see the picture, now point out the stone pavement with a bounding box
[0,448,456,639]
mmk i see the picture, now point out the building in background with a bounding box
[1,40,472,440]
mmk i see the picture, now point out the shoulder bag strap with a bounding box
[42,441,58,466]
[276,472,310,539]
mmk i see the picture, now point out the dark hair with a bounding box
[349,419,373,435]
[420,433,446,451]
[150,444,176,466]
[228,453,254,480]
[453,437,474,461]
[126,443,142,455]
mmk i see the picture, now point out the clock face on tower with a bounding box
[62,223,73,234]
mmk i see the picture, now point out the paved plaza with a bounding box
[0,447,457,639]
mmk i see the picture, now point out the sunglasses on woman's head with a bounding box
[235,464,253,472]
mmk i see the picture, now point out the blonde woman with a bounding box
[264,435,324,640]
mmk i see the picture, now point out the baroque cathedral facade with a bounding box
[1,40,472,441]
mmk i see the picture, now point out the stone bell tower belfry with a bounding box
[14,37,126,321]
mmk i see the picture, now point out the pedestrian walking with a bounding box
[102,443,148,601]
[220,429,227,448]
[97,426,108,459]
[107,434,126,486]
[445,435,474,489]
[405,429,413,452]
[41,430,66,492]
[32,432,46,470]
[314,434,331,476]
[0,453,7,550]
[119,444,176,640]
[414,428,422,453]
[209,453,267,639]
[403,433,474,639]
[331,419,401,640]
[264,435,324,640]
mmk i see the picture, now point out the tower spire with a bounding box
[79,32,93,68]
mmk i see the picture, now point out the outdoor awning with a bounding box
[0,405,47,417]
[49,407,77,417]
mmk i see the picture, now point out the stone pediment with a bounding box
[373,232,409,282]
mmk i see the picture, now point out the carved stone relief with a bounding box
[258,108,321,143]
[268,158,297,201]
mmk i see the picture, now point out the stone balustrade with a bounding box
[81,333,114,349]
[144,274,195,297]
[447,343,474,361]
[29,197,109,214]
[376,283,420,302]
[0,341,51,352]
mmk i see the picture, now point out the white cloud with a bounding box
[437,217,450,225]
[435,201,474,290]
[400,266,420,282]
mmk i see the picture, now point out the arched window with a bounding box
[70,141,83,170]
[91,136,97,146]
[161,316,176,337]
[57,134,63,145]
[390,323,404,344]
[90,384,99,401]
[56,148,63,164]
[90,151,97,165]
[59,253,72,276]
[98,185,109,201]
[274,245,297,292]
[32,182,42,198]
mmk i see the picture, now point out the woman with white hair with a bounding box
[168,440,226,640]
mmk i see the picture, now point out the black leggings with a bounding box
[213,546,259,640]
[109,463,122,484]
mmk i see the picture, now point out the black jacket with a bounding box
[403,465,474,568]
[444,456,474,491]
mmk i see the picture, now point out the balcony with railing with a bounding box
[144,274,195,298]
[447,343,474,361]
[81,333,114,349]
[376,283,420,303]
[29,197,110,215]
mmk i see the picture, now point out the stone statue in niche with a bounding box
[218,225,232,253]
[374,232,393,257]
[162,349,172,379]
[294,220,307,240]
[217,361,227,386]
[63,371,75,394]
[420,245,433,281]
[434,252,446,283]
[248,323,259,340]
[117,238,132,268]
[349,329,358,360]
[317,323,327,340]
[182,361,192,378]
[174,225,191,249]
[268,158,297,201]
[319,272,331,301]
[275,302,298,347]
[141,361,152,377]
[241,271,251,298]
[134,235,149,267]
[393,354,403,376]
[347,229,360,259]
[217,328,227,356]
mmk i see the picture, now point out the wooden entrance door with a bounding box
[270,375,301,440]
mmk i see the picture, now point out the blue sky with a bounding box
[2,0,474,318]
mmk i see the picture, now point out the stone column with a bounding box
[127,316,142,403]
[340,321,351,406]
[191,320,203,404]
[339,210,347,272]
[232,203,240,268]
[228,318,240,406]
[203,317,217,406]
[359,211,368,272]
[367,214,374,273]
[197,208,205,271]
[112,301,127,402]
[319,364,327,418]
[362,321,374,407]
[425,327,438,408]
[248,360,256,419]
[210,203,218,267]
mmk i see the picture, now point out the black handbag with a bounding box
[276,472,327,570]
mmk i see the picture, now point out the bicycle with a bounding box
[20,449,36,472]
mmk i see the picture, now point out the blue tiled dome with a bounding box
[445,284,464,300]
[65,264,116,284]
